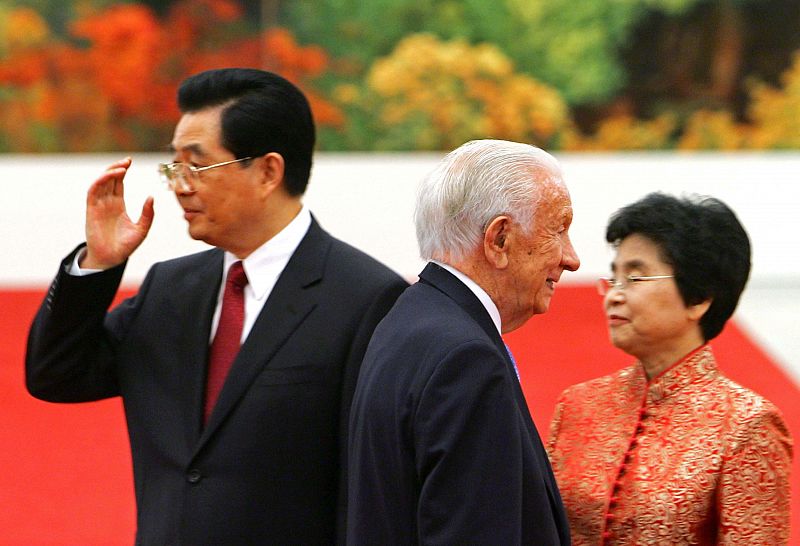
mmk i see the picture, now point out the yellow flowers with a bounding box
[565,114,676,151]
[678,111,748,150]
[0,8,50,51]
[748,52,800,149]
[363,33,570,150]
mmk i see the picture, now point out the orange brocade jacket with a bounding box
[547,346,793,545]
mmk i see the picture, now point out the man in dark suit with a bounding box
[26,68,408,545]
[347,139,580,545]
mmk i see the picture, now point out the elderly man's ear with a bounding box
[483,216,512,269]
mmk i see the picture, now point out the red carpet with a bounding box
[2,286,798,544]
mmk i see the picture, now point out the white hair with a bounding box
[414,139,564,262]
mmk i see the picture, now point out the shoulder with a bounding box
[318,239,408,316]
[557,365,637,406]
[326,236,405,284]
[712,374,782,421]
[358,287,502,379]
[147,248,220,275]
[300,220,406,287]
[379,281,484,337]
[369,283,499,365]
[712,375,792,451]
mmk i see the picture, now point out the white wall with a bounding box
[2,152,798,287]
[3,152,799,380]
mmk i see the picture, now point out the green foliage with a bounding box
[284,0,718,108]
[498,0,715,104]
[641,0,704,16]
[285,0,524,73]
[504,0,633,104]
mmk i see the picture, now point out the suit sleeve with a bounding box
[717,405,793,545]
[25,244,139,402]
[413,340,524,545]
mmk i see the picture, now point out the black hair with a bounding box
[177,68,315,196]
[606,192,751,341]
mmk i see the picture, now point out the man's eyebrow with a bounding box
[168,143,206,156]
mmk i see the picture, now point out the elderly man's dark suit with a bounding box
[347,262,570,545]
[26,218,408,546]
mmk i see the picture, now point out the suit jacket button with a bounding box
[187,469,202,484]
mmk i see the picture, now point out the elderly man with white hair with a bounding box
[347,139,580,545]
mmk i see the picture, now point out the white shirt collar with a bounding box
[222,206,312,301]
[431,260,502,334]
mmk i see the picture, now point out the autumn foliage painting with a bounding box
[1,0,799,152]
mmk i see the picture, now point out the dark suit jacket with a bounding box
[26,218,408,546]
[347,262,570,545]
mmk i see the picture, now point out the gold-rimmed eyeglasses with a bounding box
[157,157,253,193]
[597,275,675,296]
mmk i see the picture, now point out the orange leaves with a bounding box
[205,0,243,21]
[0,8,50,86]
[263,28,328,78]
[166,0,244,53]
[0,49,48,87]
[261,29,342,126]
[0,1,338,151]
[70,4,164,117]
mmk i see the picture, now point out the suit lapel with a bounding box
[196,220,331,449]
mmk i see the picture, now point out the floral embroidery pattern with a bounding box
[548,347,793,545]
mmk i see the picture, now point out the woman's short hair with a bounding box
[606,192,751,341]
[414,139,563,262]
[178,68,315,196]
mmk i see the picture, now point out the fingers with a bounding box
[87,169,124,202]
[137,196,156,234]
[87,157,132,201]
[109,157,132,169]
[105,157,131,198]
[109,157,131,197]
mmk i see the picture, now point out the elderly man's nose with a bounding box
[562,238,580,272]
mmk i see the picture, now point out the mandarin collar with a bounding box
[635,346,718,404]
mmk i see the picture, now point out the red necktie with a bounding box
[205,261,248,423]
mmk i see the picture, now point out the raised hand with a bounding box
[81,157,155,270]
